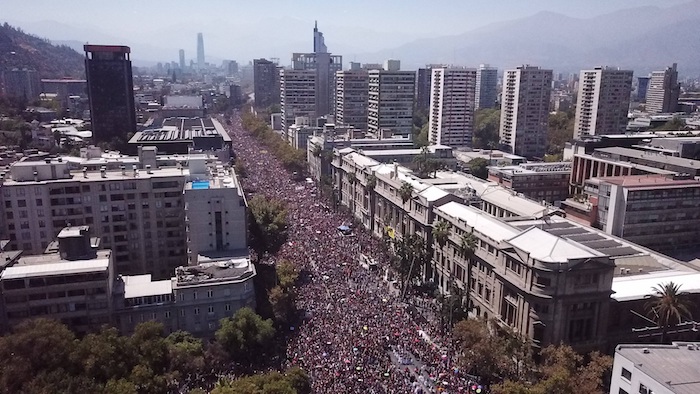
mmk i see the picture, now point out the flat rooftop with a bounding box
[130,117,231,144]
[123,274,172,299]
[436,202,520,243]
[592,174,700,189]
[174,253,255,287]
[595,147,700,170]
[1,250,111,280]
[615,343,700,394]
[491,162,572,175]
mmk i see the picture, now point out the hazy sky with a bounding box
[2,0,693,63]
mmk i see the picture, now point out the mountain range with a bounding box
[0,23,84,79]
[2,1,700,76]
[365,1,700,74]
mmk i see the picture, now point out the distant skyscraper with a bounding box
[84,45,136,143]
[1,69,40,99]
[636,76,650,103]
[415,67,433,112]
[280,69,316,133]
[573,67,633,139]
[499,65,552,158]
[253,58,279,108]
[646,63,680,114]
[367,69,415,137]
[197,33,205,69]
[383,59,401,71]
[429,67,477,148]
[179,49,185,70]
[335,69,369,131]
[313,21,327,53]
[475,64,498,109]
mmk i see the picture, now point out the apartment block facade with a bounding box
[429,67,477,148]
[253,58,279,108]
[646,63,680,114]
[475,64,498,110]
[368,70,416,137]
[335,70,369,131]
[574,67,633,139]
[280,69,317,133]
[499,65,552,158]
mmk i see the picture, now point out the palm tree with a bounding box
[645,281,693,343]
[347,171,357,212]
[460,230,479,317]
[366,173,377,233]
[398,181,414,236]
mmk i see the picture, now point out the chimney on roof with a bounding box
[100,166,106,178]
[83,167,88,178]
[146,165,152,174]
[120,165,126,176]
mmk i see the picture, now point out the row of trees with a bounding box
[0,307,307,394]
[248,195,289,257]
[241,111,306,174]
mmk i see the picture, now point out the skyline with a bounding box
[1,0,695,67]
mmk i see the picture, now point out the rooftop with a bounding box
[593,174,700,189]
[507,227,604,263]
[130,117,230,144]
[435,202,520,243]
[1,250,111,280]
[612,270,700,302]
[595,147,700,170]
[123,274,172,299]
[174,253,255,288]
[490,162,572,175]
[616,343,700,394]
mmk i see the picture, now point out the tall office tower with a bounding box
[367,69,416,137]
[636,76,650,102]
[573,67,633,139]
[84,45,136,143]
[289,23,342,118]
[179,49,186,70]
[428,67,477,148]
[475,64,498,109]
[646,63,680,114]
[253,59,279,108]
[499,65,552,158]
[1,69,41,99]
[196,33,205,70]
[313,20,327,53]
[228,60,239,75]
[415,67,433,112]
[280,69,316,132]
[335,70,369,131]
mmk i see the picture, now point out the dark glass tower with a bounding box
[84,45,136,144]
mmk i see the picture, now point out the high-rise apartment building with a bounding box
[428,67,477,147]
[253,58,279,109]
[335,70,369,131]
[416,67,433,112]
[84,45,137,144]
[475,64,498,109]
[179,49,185,70]
[368,69,416,137]
[1,69,41,99]
[384,59,401,72]
[499,65,552,158]
[646,63,680,114]
[287,23,342,119]
[196,33,205,70]
[280,69,316,133]
[573,67,633,139]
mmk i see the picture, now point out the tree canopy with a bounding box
[248,195,289,256]
[467,157,490,180]
[215,307,276,365]
[473,108,501,149]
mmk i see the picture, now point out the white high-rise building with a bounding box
[646,63,680,114]
[280,69,317,133]
[196,33,205,70]
[475,64,498,109]
[499,65,552,158]
[573,67,633,139]
[428,67,477,148]
[367,70,416,137]
[335,70,369,131]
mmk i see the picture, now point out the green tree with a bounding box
[249,195,288,256]
[645,281,694,343]
[212,368,310,394]
[215,307,276,365]
[473,108,501,149]
[547,111,574,156]
[165,331,205,380]
[276,260,299,290]
[653,116,685,131]
[399,181,413,207]
[366,173,378,232]
[467,157,490,180]
[459,230,478,316]
[71,326,132,384]
[392,233,429,296]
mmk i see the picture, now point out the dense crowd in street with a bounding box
[224,111,483,393]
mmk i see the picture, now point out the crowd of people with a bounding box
[224,111,484,393]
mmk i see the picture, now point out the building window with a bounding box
[180,309,185,317]
[179,293,185,301]
[621,367,632,381]
[618,389,629,394]
[193,291,198,300]
[208,306,214,313]
[194,308,200,315]
[638,383,651,394]
[225,304,231,312]
[207,290,213,298]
